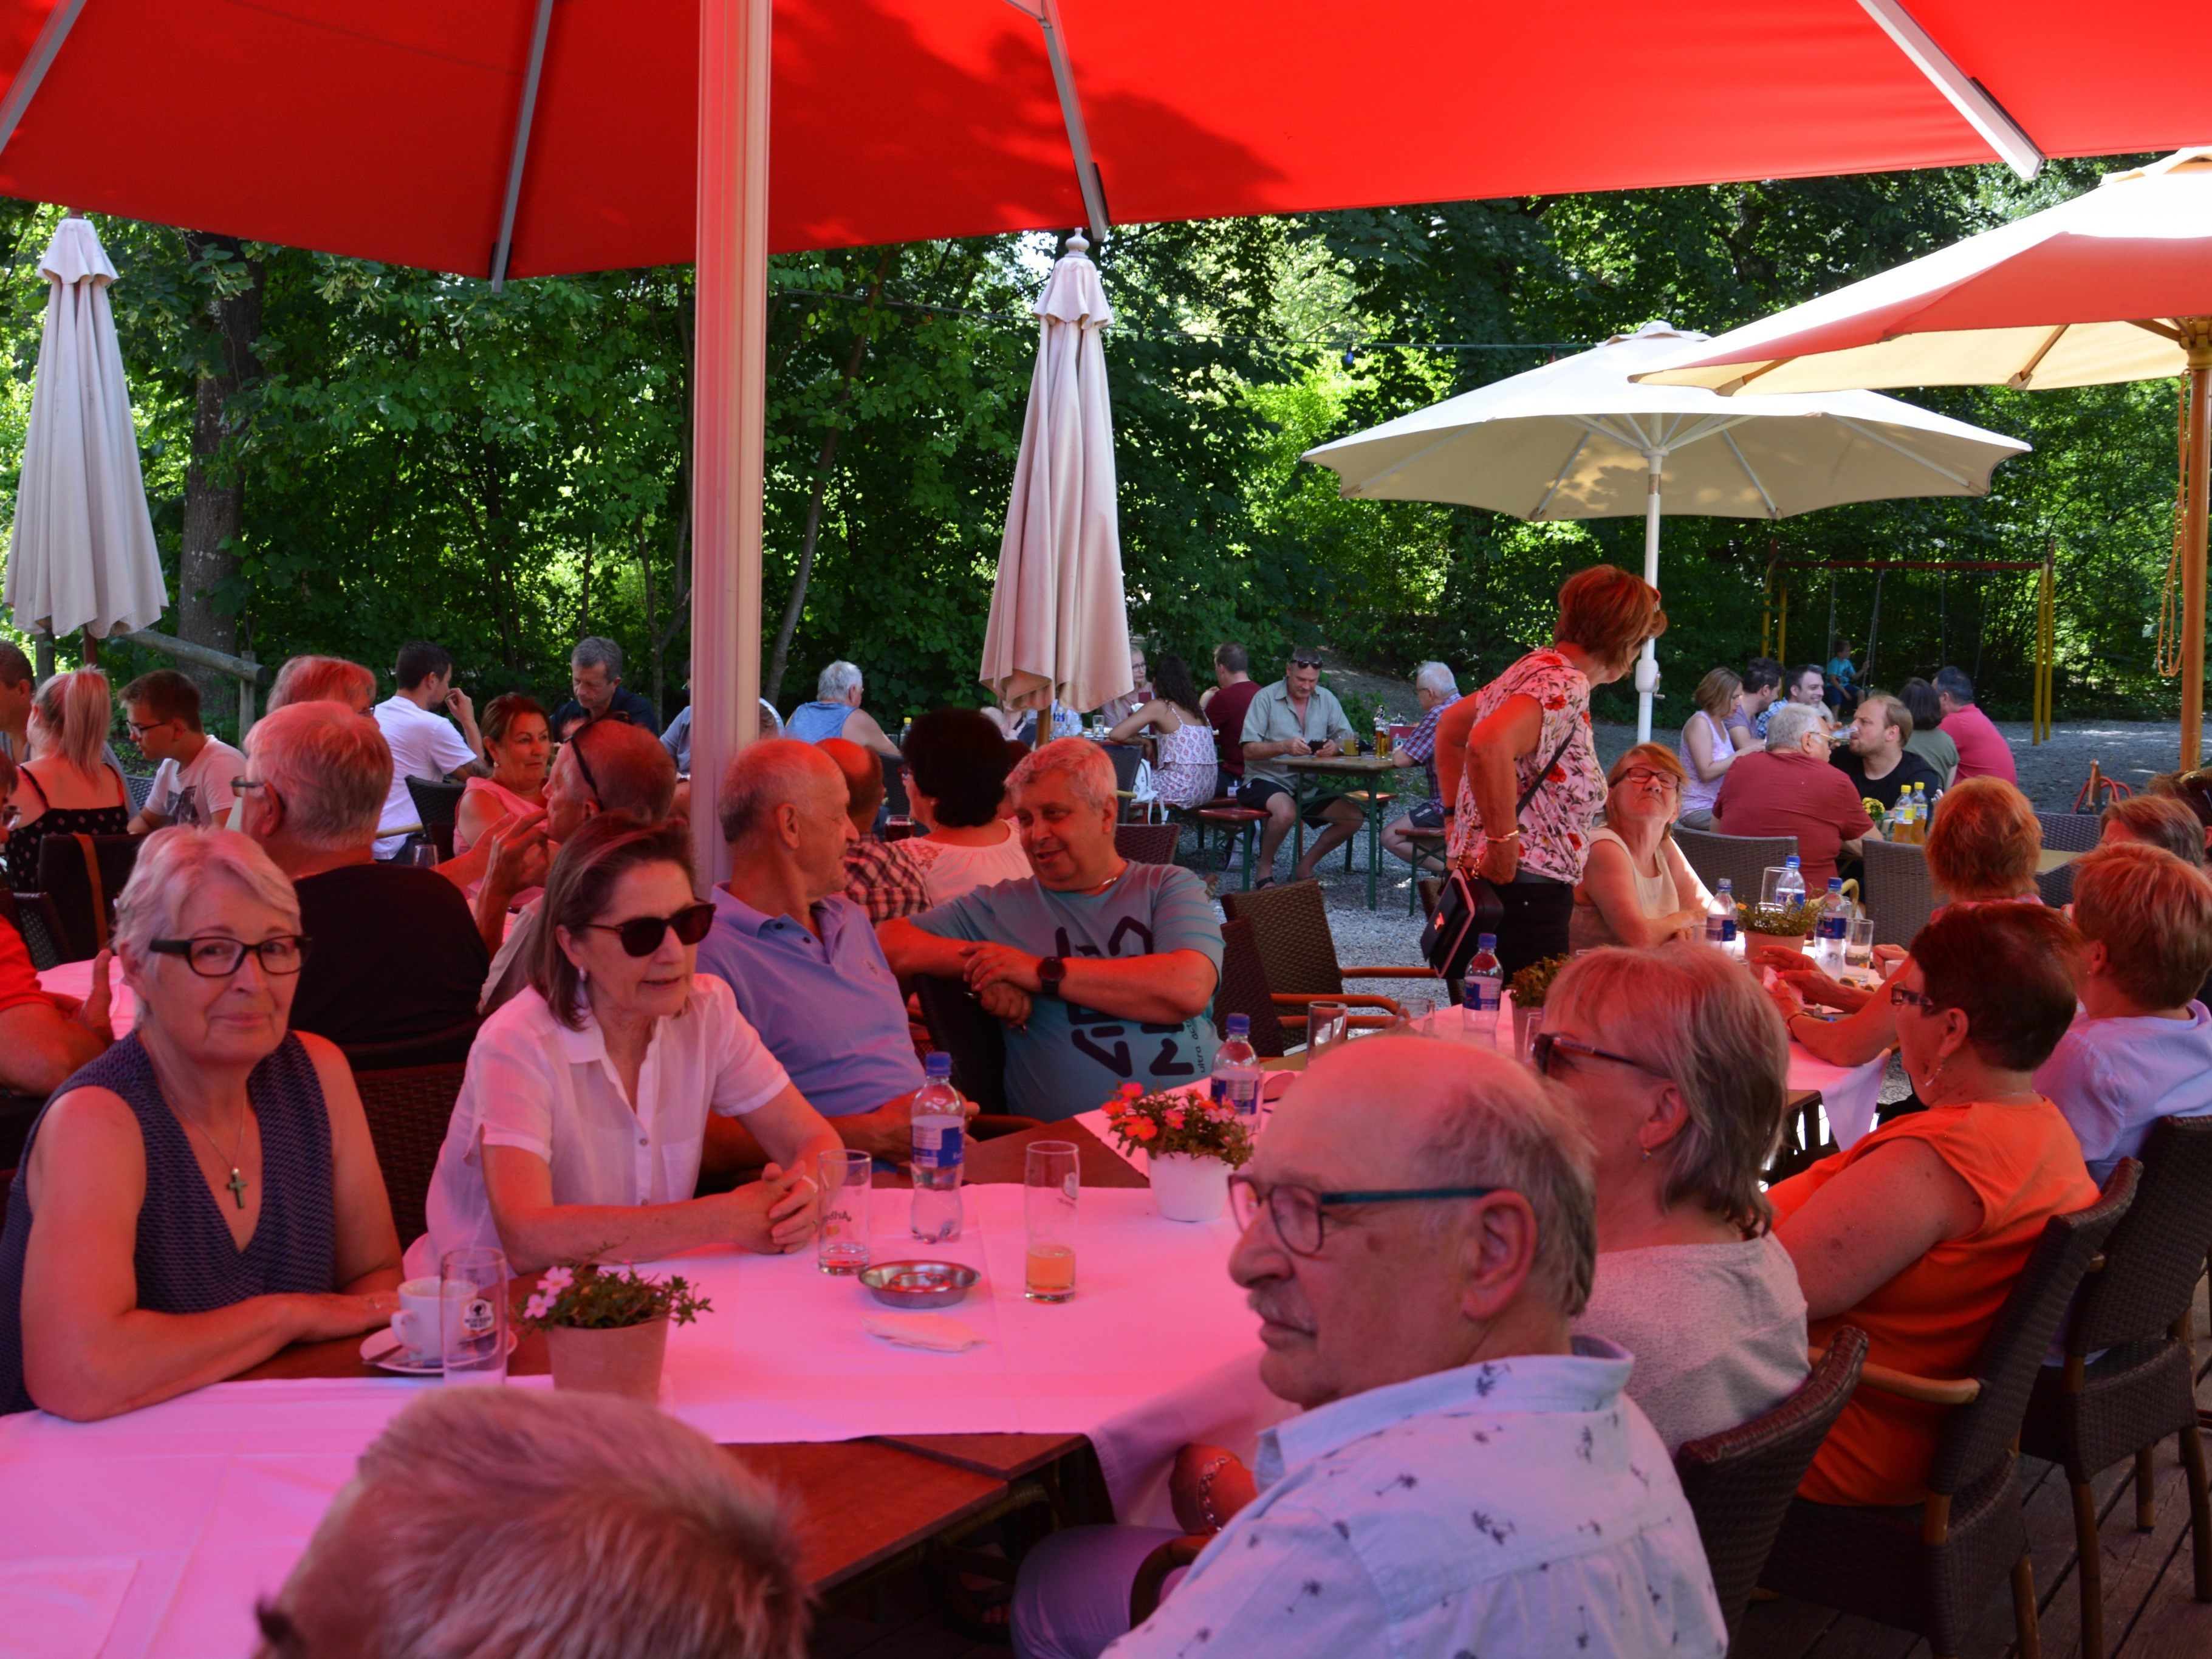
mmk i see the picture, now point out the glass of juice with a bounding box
[1024,1141,1080,1302]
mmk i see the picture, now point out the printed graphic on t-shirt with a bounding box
[1055,914,1202,1084]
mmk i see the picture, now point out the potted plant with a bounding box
[519,1259,713,1403]
[1506,954,1569,1056]
[1740,898,1821,953]
[1104,1088,1255,1222]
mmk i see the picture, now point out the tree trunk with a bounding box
[177,233,264,705]
[764,252,894,706]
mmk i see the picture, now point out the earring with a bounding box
[577,966,589,986]
[1639,1144,1652,1162]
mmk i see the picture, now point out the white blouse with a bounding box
[413,975,791,1271]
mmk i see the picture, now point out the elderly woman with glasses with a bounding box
[0,828,404,1420]
[1769,903,2097,1507]
[1534,943,1807,1454]
[417,813,841,1276]
[1570,744,1713,953]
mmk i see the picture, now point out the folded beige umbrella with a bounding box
[980,236,1132,719]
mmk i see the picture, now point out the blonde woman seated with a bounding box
[417,813,840,1276]
[1544,943,1807,1453]
[1675,668,1742,829]
[1769,903,2095,1505]
[1765,776,2043,1067]
[1569,745,1714,952]
[1,829,403,1420]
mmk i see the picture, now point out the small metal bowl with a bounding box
[860,1260,980,1309]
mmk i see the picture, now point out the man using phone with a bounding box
[371,640,486,858]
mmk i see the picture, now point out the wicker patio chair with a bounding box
[338,1019,482,1073]
[1114,822,1180,866]
[880,753,910,816]
[34,832,141,962]
[124,771,156,815]
[1757,1161,2140,1659]
[403,776,467,861]
[2036,810,2104,854]
[2036,859,2077,909]
[0,888,59,974]
[2018,1117,2212,1659]
[1673,827,1797,909]
[1861,837,1938,949]
[914,974,1008,1117]
[1212,917,1289,1059]
[1675,1326,1869,1643]
[1219,878,1436,1036]
[354,1062,467,1247]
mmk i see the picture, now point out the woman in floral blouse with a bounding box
[1436,565,1666,977]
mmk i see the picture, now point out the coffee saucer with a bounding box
[360,1327,519,1376]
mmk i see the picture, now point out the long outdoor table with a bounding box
[1284,751,1403,909]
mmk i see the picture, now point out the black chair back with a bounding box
[34,832,141,962]
[913,975,1007,1115]
[1675,1327,1868,1641]
[1928,1160,2139,1500]
[404,778,467,861]
[1114,823,1179,866]
[7,892,64,972]
[1213,918,1288,1059]
[1220,880,1344,997]
[2069,1118,2212,1355]
[881,753,911,817]
[1102,745,1143,793]
[354,1063,468,1248]
[1673,827,1798,909]
[338,1019,482,1073]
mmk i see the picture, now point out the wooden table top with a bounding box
[1284,753,1399,776]
[233,1121,1148,1589]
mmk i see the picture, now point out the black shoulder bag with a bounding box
[1419,725,1579,978]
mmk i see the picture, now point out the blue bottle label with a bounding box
[913,1123,964,1169]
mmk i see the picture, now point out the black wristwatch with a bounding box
[1036,956,1067,998]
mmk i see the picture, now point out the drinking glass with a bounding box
[1307,1001,1350,1059]
[1393,990,1440,1036]
[1759,866,1790,908]
[1845,914,1877,970]
[1024,1141,1080,1302]
[402,836,440,868]
[440,1247,508,1385]
[817,1149,873,1274]
[1518,1006,1545,1067]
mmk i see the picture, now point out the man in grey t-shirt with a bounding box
[1238,646,1365,884]
[881,739,1222,1120]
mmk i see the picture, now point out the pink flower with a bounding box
[1164,1108,1186,1129]
[523,1291,553,1321]
[542,1265,574,1295]
[1131,1118,1159,1141]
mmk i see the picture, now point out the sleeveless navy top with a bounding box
[0,1033,338,1414]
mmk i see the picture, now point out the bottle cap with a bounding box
[1717,877,1732,891]
[1827,877,1843,890]
[1786,855,1801,867]
[1225,1014,1250,1037]
[925,1053,952,1078]
[1477,933,1498,951]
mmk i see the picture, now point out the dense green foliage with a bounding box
[0,154,2181,730]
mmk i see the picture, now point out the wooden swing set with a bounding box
[1759,545,2059,744]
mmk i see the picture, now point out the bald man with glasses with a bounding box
[1012,1039,1725,1659]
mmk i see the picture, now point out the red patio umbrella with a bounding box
[0,0,2203,877]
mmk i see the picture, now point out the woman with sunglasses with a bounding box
[417,813,841,1276]
[1570,745,1713,953]
[1769,903,2096,1507]
[1538,943,1807,1454]
[0,828,404,1418]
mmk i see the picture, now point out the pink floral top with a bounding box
[1447,648,1606,885]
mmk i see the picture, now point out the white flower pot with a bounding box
[1150,1151,1231,1222]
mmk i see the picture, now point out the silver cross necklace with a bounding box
[177,1109,252,1210]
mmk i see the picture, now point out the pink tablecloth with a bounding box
[0,1186,1287,1657]
[35,959,135,1038]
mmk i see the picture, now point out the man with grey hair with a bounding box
[1012,1039,1725,1659]
[242,701,489,1048]
[785,659,901,758]
[253,1386,809,1659]
[880,737,1222,1120]
[550,635,662,738]
[1712,698,1874,889]
[1380,659,1462,874]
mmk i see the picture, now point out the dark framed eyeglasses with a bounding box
[126,717,176,737]
[1530,1030,1667,1079]
[149,934,312,977]
[1889,983,1943,1013]
[1615,767,1679,790]
[1228,1175,1500,1257]
[584,902,715,958]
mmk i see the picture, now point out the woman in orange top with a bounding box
[1769,903,2097,1507]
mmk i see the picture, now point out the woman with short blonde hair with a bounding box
[1676,667,1742,827]
[1571,745,1713,951]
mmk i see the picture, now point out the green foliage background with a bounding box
[0,154,2182,734]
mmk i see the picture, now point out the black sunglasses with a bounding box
[1530,1031,1668,1079]
[584,902,715,957]
[566,732,602,802]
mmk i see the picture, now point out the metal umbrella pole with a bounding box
[2181,319,2212,771]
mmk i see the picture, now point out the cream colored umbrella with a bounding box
[1637,147,2212,764]
[1303,321,2028,741]
[4,215,168,646]
[980,235,1132,717]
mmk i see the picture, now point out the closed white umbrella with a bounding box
[5,216,168,646]
[980,236,1132,718]
[1635,146,2212,765]
[1303,321,2029,740]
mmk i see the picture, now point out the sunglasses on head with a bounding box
[584,902,716,957]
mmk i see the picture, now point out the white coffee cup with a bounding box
[390,1276,470,1364]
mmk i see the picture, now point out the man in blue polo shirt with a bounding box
[696,739,958,1162]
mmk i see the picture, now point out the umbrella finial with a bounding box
[1064,233,1090,258]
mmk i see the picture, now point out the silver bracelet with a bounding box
[1195,1454,1235,1529]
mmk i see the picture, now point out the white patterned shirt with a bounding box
[1447,648,1606,884]
[1105,1339,1727,1659]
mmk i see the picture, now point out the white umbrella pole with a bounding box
[1635,452,1662,743]
[2183,326,2212,770]
[690,0,771,894]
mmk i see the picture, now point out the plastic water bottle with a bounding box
[1775,855,1806,910]
[1463,934,1504,1045]
[1815,878,1850,966]
[1210,1015,1262,1119]
[909,1053,965,1242]
[1705,877,1738,947]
